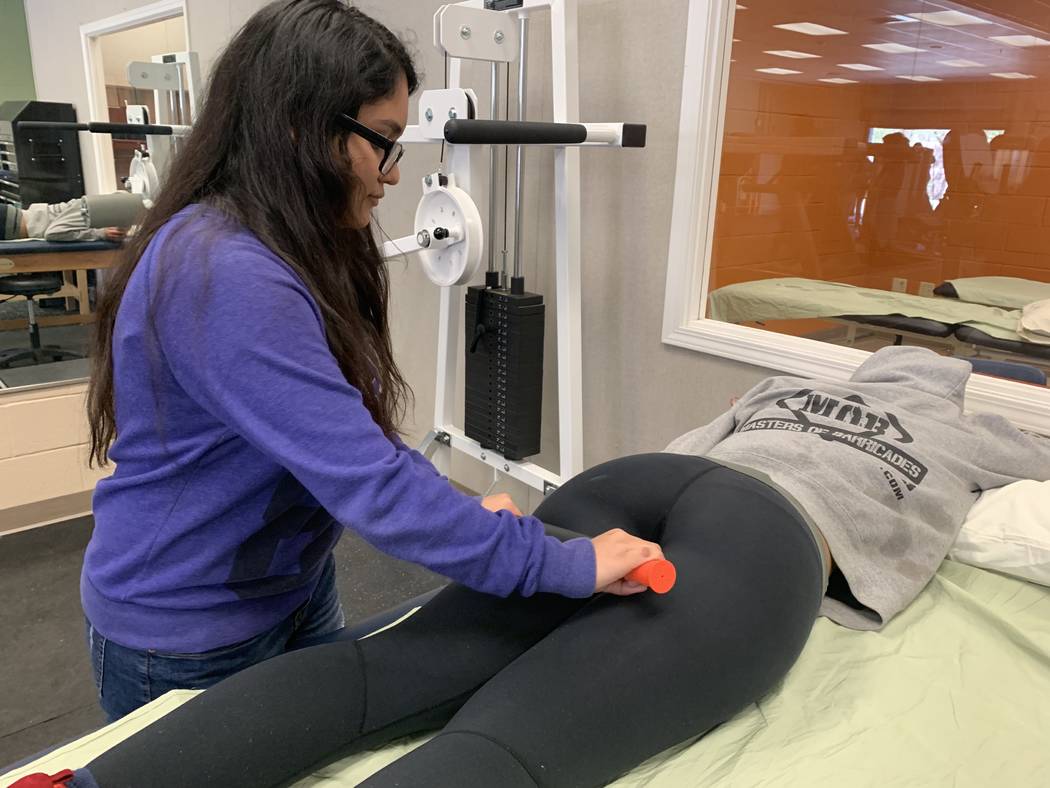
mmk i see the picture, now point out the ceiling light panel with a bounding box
[864,42,926,54]
[764,50,821,58]
[990,72,1036,79]
[819,77,858,84]
[755,67,803,75]
[907,11,992,26]
[838,63,883,71]
[938,59,984,67]
[990,35,1050,47]
[774,22,848,36]
[897,75,941,82]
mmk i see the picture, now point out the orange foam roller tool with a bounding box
[625,559,677,594]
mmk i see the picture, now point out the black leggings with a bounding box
[87,454,825,788]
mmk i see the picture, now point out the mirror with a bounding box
[705,0,1050,388]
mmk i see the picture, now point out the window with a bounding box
[664,0,1050,434]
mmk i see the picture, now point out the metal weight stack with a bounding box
[465,285,544,460]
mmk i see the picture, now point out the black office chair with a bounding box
[0,273,85,368]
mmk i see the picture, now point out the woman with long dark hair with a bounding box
[80,0,660,722]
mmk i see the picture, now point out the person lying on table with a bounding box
[0,192,146,243]
[12,344,1050,788]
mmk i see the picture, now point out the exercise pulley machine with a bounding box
[382,0,645,495]
[21,3,645,497]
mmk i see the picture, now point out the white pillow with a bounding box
[1018,298,1050,345]
[950,479,1050,586]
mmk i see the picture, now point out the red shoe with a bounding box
[5,770,74,787]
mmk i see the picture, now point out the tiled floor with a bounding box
[0,516,444,769]
[0,323,90,352]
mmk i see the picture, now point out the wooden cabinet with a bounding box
[0,381,111,533]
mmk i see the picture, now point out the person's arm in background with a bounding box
[154,229,658,599]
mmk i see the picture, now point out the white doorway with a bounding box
[80,1,188,195]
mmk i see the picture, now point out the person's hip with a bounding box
[85,553,346,721]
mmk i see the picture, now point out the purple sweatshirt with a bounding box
[81,207,595,652]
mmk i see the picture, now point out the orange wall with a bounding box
[711,75,1050,305]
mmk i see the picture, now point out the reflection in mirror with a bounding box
[0,245,102,391]
[707,0,1050,388]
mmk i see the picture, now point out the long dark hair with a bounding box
[88,0,419,466]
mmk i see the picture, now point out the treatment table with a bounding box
[708,277,1050,365]
[3,560,1049,786]
[0,240,120,332]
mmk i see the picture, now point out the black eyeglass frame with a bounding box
[337,114,405,176]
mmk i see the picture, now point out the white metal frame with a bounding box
[662,0,1050,436]
[133,50,202,177]
[79,0,189,195]
[408,0,584,492]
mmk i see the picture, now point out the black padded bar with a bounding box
[17,120,175,136]
[837,314,954,338]
[954,325,1050,360]
[445,119,588,146]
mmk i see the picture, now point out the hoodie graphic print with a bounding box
[666,346,1050,630]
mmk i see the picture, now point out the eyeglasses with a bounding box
[338,114,404,176]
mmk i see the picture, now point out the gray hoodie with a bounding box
[23,198,108,242]
[665,346,1050,630]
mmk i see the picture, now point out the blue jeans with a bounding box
[86,554,347,722]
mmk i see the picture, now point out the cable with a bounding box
[481,469,501,498]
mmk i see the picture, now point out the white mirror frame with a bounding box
[661,0,1050,436]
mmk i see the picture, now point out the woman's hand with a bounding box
[480,498,660,595]
[481,492,523,516]
[104,227,127,241]
[591,529,664,595]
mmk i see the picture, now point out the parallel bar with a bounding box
[430,55,468,479]
[488,62,500,274]
[513,14,529,284]
[552,0,585,480]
